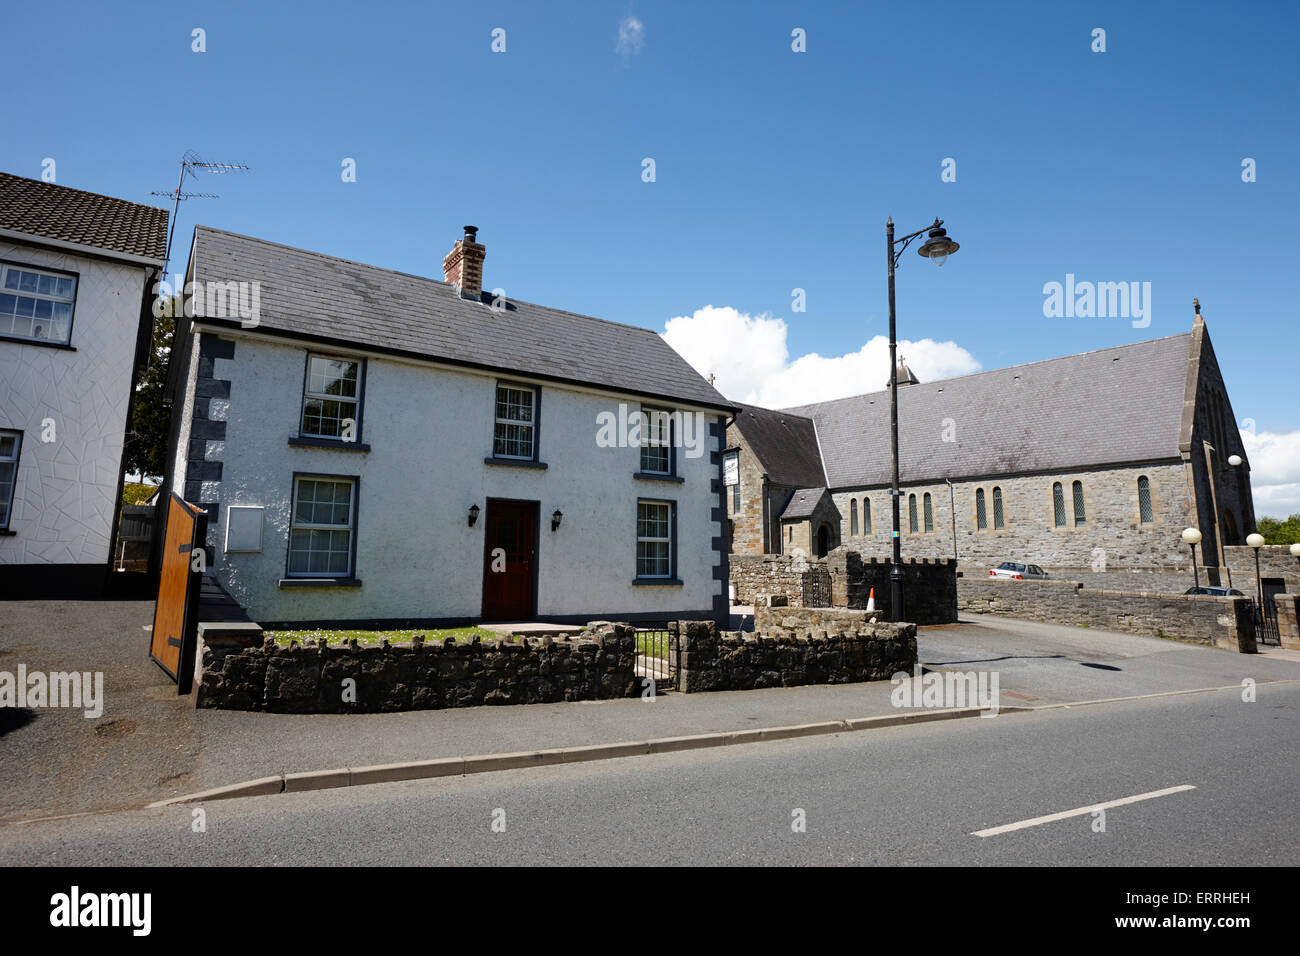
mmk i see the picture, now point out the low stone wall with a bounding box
[1221,545,1300,594]
[825,551,958,625]
[196,624,639,712]
[1276,594,1300,651]
[957,577,1255,652]
[729,554,831,608]
[673,619,916,693]
[754,605,883,634]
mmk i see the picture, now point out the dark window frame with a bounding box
[490,380,541,463]
[634,497,679,584]
[1052,482,1066,528]
[1072,480,1087,526]
[0,428,22,532]
[992,486,1005,530]
[0,257,80,349]
[976,488,987,531]
[284,471,361,581]
[637,405,676,477]
[296,351,367,446]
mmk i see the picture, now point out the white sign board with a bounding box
[723,451,739,486]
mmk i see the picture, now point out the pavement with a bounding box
[3,600,1300,823]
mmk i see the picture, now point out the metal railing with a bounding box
[634,625,679,692]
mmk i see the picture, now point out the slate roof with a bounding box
[731,403,827,487]
[780,487,830,520]
[189,226,732,411]
[782,333,1193,488]
[0,172,168,262]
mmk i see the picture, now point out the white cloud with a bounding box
[660,304,981,408]
[616,17,645,58]
[1242,428,1300,517]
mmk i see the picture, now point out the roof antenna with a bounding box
[151,151,251,272]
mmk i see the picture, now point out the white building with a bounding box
[0,173,167,597]
[167,225,733,626]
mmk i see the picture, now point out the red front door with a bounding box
[482,500,538,621]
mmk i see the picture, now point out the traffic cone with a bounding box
[866,587,876,612]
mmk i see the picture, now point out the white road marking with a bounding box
[972,785,1196,837]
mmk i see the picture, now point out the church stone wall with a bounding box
[830,461,1194,572]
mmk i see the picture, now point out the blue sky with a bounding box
[5,0,1298,512]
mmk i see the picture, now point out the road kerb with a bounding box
[147,684,1289,807]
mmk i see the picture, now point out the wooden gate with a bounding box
[149,494,208,693]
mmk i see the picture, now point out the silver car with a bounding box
[988,561,1048,580]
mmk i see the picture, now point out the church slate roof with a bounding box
[731,403,827,488]
[187,226,733,412]
[783,333,1194,489]
[780,487,831,520]
[0,172,168,262]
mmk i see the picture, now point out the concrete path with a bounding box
[3,601,1300,822]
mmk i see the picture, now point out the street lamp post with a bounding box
[885,217,960,622]
[1247,533,1266,608]
[1182,527,1203,591]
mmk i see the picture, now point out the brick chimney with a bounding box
[443,225,486,300]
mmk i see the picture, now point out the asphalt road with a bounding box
[3,681,1295,865]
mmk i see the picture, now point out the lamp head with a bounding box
[1247,533,1266,549]
[1181,527,1202,546]
[918,224,960,266]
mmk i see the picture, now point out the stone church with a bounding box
[724,313,1255,581]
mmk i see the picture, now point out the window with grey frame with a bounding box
[850,498,858,535]
[300,354,361,440]
[0,263,76,344]
[0,430,20,529]
[636,499,673,578]
[992,486,1005,529]
[923,492,934,532]
[976,488,987,530]
[862,497,871,534]
[1052,482,1066,527]
[1072,480,1086,525]
[493,383,537,459]
[287,476,356,577]
[908,494,918,534]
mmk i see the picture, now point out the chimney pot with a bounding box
[464,225,478,242]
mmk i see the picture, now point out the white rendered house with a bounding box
[166,225,734,626]
[0,173,167,597]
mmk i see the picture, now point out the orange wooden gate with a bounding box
[149,493,208,693]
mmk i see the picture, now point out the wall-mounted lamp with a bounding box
[468,504,480,527]
[551,509,563,531]
[1228,455,1243,467]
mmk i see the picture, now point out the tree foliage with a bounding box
[123,308,175,481]
[1256,514,1300,545]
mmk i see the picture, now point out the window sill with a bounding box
[633,471,684,483]
[288,436,371,452]
[0,334,74,351]
[277,577,363,589]
[632,577,684,587]
[484,457,548,470]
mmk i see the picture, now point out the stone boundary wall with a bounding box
[825,551,958,625]
[1276,594,1300,651]
[957,577,1255,652]
[1221,545,1300,595]
[196,623,639,712]
[672,619,917,693]
[729,554,831,608]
